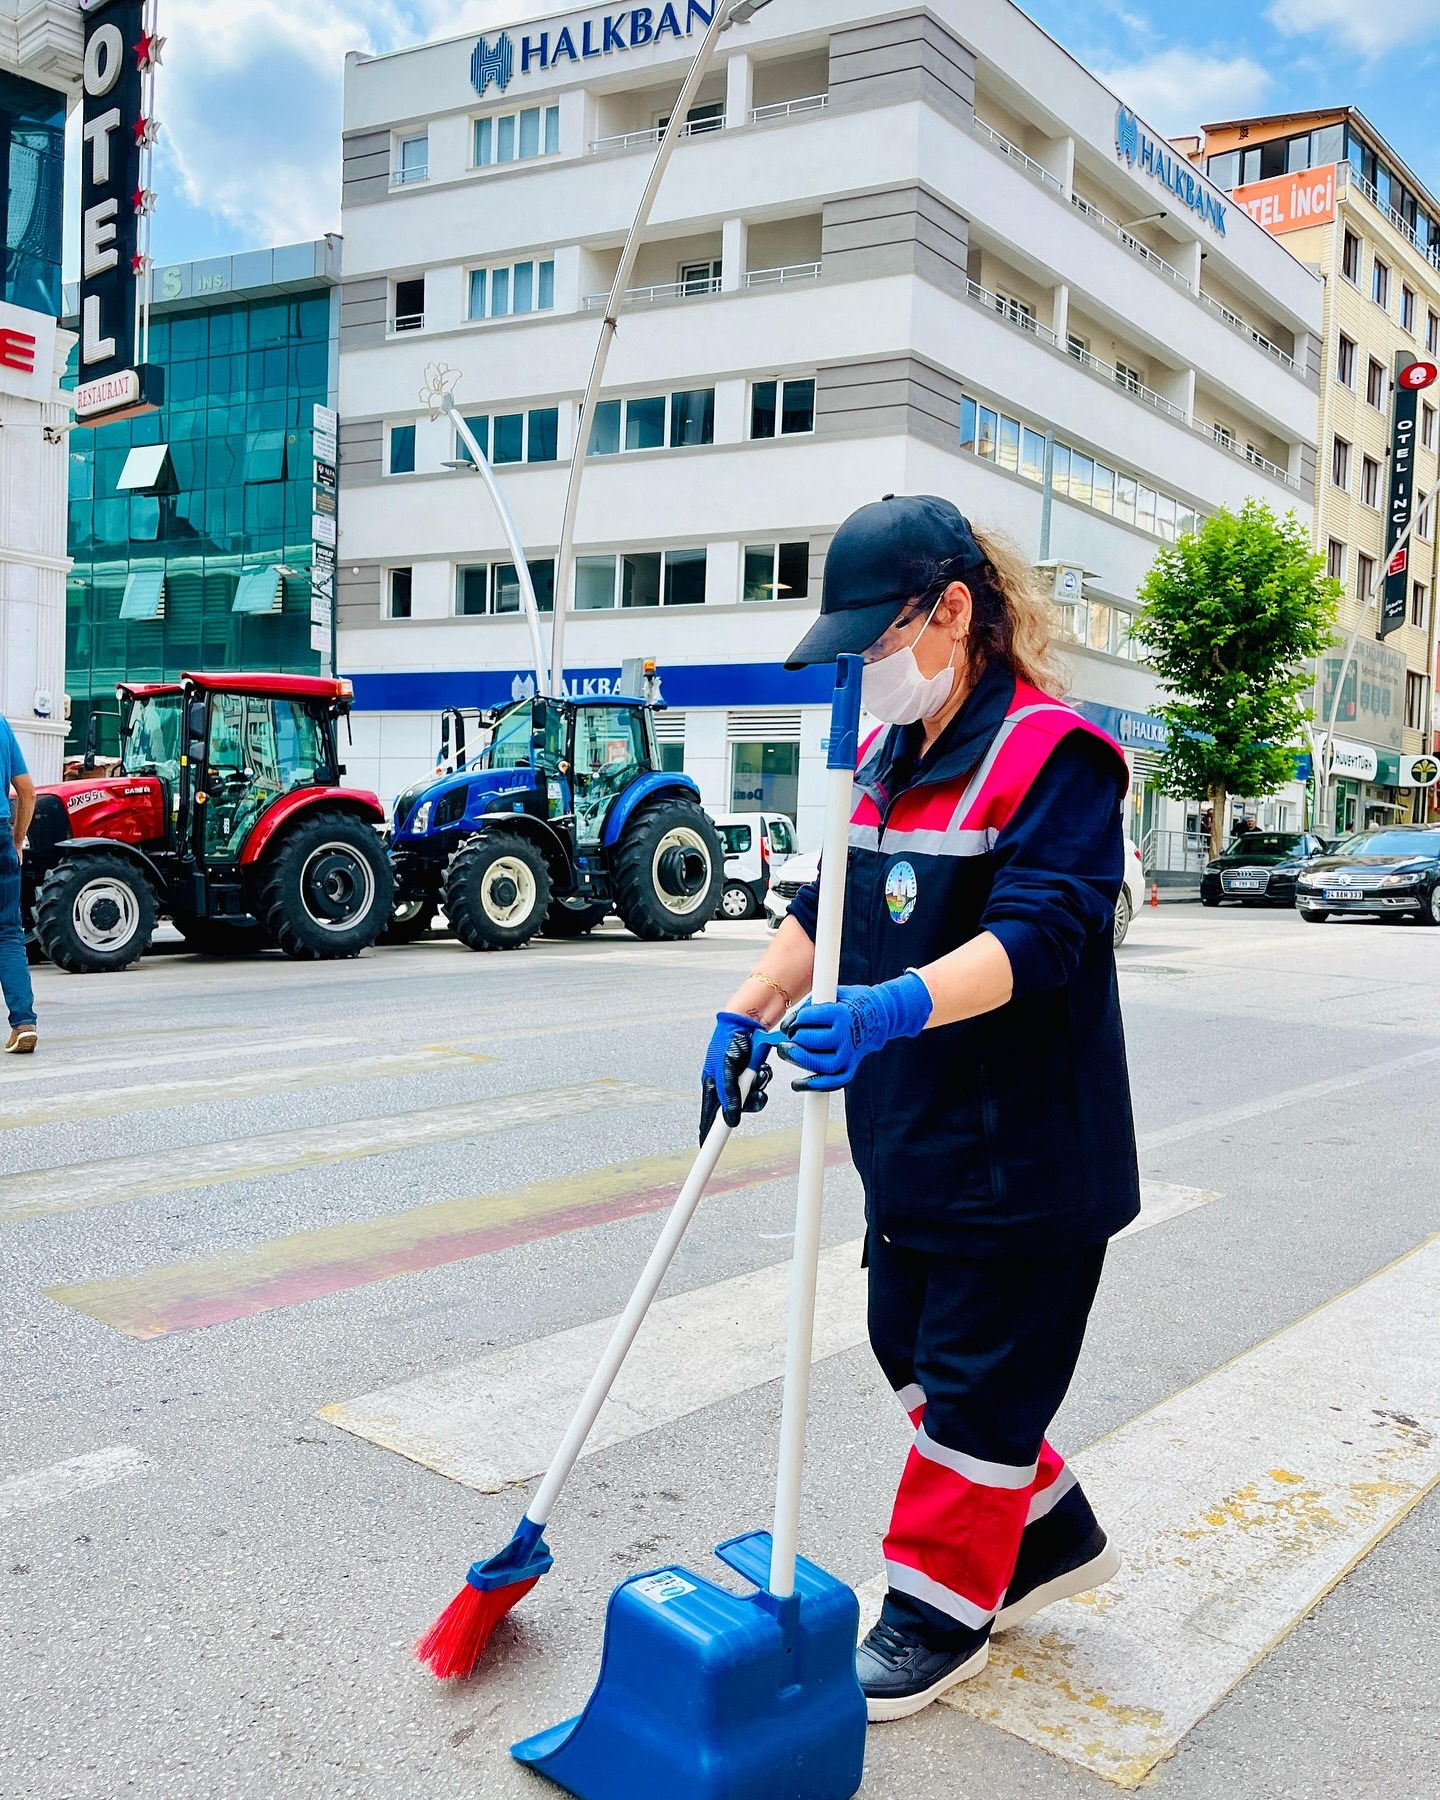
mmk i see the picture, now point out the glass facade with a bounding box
[1,70,66,315]
[65,286,333,753]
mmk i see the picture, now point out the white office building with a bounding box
[1,0,80,783]
[336,0,1323,849]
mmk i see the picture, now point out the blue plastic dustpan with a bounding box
[511,1530,866,1800]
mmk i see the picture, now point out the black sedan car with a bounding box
[1296,826,1440,924]
[1200,831,1327,907]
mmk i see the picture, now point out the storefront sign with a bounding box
[311,401,337,659]
[1327,739,1379,781]
[1074,699,1169,749]
[1115,106,1227,235]
[0,302,56,403]
[1401,754,1439,788]
[1321,637,1407,751]
[473,1,716,90]
[1382,360,1437,636]
[1231,164,1337,236]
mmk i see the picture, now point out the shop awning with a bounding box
[232,567,283,614]
[119,570,166,620]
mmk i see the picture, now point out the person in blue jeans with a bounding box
[0,717,38,1053]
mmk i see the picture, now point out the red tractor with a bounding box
[25,673,394,973]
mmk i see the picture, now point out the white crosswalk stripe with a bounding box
[0,1445,145,1522]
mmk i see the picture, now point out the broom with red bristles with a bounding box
[417,1066,767,1680]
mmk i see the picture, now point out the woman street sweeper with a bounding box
[699,495,1139,1722]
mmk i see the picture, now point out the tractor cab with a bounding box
[27,673,392,973]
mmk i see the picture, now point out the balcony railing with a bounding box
[965,279,1059,347]
[1341,163,1440,270]
[1070,192,1193,291]
[1194,291,1296,369]
[971,118,1064,195]
[749,93,829,125]
[1192,423,1293,484]
[589,115,725,154]
[1068,341,1189,421]
[745,261,822,288]
[392,312,425,333]
[582,274,722,309]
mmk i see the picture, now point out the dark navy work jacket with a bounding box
[790,662,1141,1255]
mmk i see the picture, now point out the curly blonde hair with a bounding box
[908,524,1069,698]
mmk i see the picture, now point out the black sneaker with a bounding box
[855,1616,990,1721]
[995,1485,1120,1633]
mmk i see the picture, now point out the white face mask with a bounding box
[861,598,958,725]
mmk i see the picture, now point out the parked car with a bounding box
[1113,835,1145,947]
[1295,826,1440,924]
[1200,831,1327,908]
[712,812,797,919]
[770,834,1145,943]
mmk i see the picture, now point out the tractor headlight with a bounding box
[411,800,431,835]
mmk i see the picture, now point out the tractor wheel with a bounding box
[541,897,609,938]
[34,854,157,974]
[379,895,438,944]
[445,834,551,951]
[173,915,267,957]
[612,801,724,941]
[259,810,394,961]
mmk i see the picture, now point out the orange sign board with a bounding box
[1232,164,1338,235]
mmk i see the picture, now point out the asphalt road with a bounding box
[2,903,1438,1799]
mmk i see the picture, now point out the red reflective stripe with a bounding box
[851,791,883,827]
[884,1447,1031,1613]
[888,786,962,830]
[1031,1439,1066,1497]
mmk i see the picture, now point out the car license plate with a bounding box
[1324,888,1357,901]
[1227,879,1261,890]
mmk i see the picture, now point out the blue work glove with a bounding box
[699,1011,773,1143]
[775,971,933,1091]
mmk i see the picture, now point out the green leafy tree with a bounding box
[1132,501,1338,861]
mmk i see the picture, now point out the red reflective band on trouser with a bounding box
[883,1427,1074,1627]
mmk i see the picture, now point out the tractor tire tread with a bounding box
[612,800,724,942]
[33,853,157,974]
[258,808,393,961]
[444,834,551,951]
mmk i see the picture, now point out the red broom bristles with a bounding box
[415,1575,542,1680]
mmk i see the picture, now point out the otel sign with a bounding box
[1398,361,1438,391]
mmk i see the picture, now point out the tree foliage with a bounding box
[1132,502,1338,856]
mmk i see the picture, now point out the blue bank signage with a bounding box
[1115,106,1227,237]
[472,1,716,93]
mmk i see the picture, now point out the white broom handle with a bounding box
[528,1068,755,1526]
[769,657,864,1599]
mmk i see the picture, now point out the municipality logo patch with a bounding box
[885,860,918,924]
[471,32,514,95]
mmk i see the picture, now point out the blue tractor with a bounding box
[386,667,724,951]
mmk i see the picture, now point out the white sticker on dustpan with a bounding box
[319,1181,1213,1493]
[632,1572,697,1604]
[857,1236,1440,1787]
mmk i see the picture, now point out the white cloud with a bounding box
[1267,0,1440,59]
[1095,49,1273,136]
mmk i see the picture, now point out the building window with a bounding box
[750,378,816,438]
[658,100,725,136]
[453,407,557,467]
[388,567,413,618]
[730,741,799,816]
[475,104,559,167]
[494,558,555,614]
[468,259,555,320]
[1336,335,1356,387]
[1341,230,1361,283]
[1406,670,1428,731]
[1411,581,1430,632]
[570,548,707,609]
[1356,552,1375,601]
[993,291,1035,329]
[743,542,810,601]
[243,429,288,483]
[1402,285,1417,334]
[1372,257,1390,310]
[1417,501,1433,542]
[1366,358,1386,409]
[1114,361,1144,395]
[395,134,428,184]
[678,258,723,295]
[1428,310,1440,356]
[1361,455,1381,508]
[1326,538,1346,583]
[1331,435,1351,490]
[388,423,416,475]
[588,390,715,454]
[1423,402,1438,451]
[1214,422,1235,449]
[456,564,489,614]
[393,277,425,332]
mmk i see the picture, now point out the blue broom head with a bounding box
[467,1514,555,1592]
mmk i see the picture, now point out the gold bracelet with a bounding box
[747,970,792,1010]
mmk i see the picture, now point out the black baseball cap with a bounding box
[785,495,986,668]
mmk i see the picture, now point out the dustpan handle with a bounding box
[527,1066,757,1527]
[769,655,864,1600]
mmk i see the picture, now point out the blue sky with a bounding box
[65,0,1440,275]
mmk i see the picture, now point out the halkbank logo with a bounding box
[472,33,515,94]
[1114,103,1227,236]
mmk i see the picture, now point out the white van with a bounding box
[710,812,798,919]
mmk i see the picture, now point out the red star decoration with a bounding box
[131,252,149,275]
[132,115,158,146]
[135,31,156,69]
[131,186,147,214]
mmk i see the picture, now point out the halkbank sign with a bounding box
[472,1,717,90]
[1115,106,1228,236]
